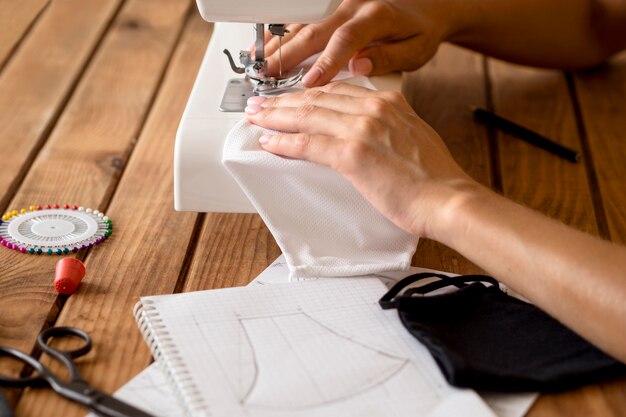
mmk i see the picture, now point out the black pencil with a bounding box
[472,106,581,163]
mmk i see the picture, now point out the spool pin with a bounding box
[54,258,86,295]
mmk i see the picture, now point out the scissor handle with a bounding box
[0,346,48,387]
[37,327,92,383]
[0,327,92,388]
[37,327,92,359]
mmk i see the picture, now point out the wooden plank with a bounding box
[487,59,599,235]
[403,44,491,274]
[14,7,210,417]
[529,380,626,417]
[0,0,122,211]
[0,0,49,69]
[486,60,626,415]
[574,51,626,244]
[0,0,193,408]
[183,212,282,291]
[0,0,122,406]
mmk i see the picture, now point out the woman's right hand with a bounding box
[263,0,464,87]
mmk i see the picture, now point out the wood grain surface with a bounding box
[183,212,282,291]
[0,0,49,69]
[487,59,598,234]
[0,0,123,211]
[574,52,626,244]
[0,2,625,416]
[1,0,193,410]
[0,0,123,405]
[15,4,207,416]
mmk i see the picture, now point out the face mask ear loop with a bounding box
[409,275,500,296]
[379,273,454,309]
[403,274,468,297]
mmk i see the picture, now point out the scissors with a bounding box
[0,327,154,417]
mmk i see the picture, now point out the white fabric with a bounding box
[222,119,418,278]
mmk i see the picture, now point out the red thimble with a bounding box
[54,258,86,295]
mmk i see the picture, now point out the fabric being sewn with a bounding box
[222,119,418,278]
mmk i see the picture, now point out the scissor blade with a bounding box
[90,391,156,417]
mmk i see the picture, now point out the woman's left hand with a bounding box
[244,82,477,239]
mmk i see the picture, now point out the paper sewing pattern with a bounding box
[239,311,409,409]
[138,279,463,416]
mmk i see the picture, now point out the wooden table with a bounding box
[1,1,625,416]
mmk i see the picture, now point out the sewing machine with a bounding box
[174,1,402,213]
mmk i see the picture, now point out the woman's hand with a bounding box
[263,0,462,87]
[244,82,477,238]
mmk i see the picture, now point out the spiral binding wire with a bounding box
[134,301,208,416]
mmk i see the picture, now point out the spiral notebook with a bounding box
[134,278,501,417]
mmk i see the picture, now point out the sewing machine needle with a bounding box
[278,36,283,77]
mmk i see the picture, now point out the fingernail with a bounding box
[259,135,271,144]
[302,67,322,86]
[245,104,262,115]
[247,96,267,105]
[351,57,373,76]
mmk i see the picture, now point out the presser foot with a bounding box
[222,48,304,107]
[218,70,304,112]
[250,68,303,94]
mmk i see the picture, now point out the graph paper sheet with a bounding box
[89,258,535,417]
[137,278,499,417]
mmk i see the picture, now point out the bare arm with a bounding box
[244,84,626,363]
[449,0,626,69]
[435,183,626,362]
[265,0,626,86]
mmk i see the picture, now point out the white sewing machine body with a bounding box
[195,0,342,24]
[174,2,402,213]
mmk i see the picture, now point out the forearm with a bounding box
[430,183,626,362]
[446,0,626,68]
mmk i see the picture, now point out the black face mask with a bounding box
[379,273,626,393]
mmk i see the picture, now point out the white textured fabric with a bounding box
[223,119,418,278]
